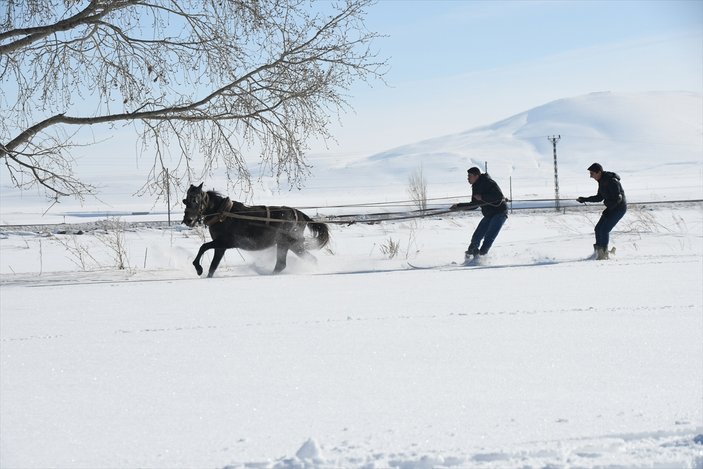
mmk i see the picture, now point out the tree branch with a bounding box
[1,0,387,201]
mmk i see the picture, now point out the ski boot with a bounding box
[463,249,481,266]
[593,244,609,260]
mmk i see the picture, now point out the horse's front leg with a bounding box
[207,248,227,278]
[193,240,219,276]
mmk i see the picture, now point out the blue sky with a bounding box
[369,0,701,79]
[4,0,701,199]
[311,0,703,157]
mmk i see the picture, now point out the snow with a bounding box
[1,91,703,468]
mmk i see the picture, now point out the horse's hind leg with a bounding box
[207,248,227,278]
[273,244,289,273]
[292,242,317,264]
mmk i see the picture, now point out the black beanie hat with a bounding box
[587,163,603,173]
[467,167,481,176]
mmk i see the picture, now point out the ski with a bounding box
[407,261,491,270]
[407,257,592,271]
[406,261,462,270]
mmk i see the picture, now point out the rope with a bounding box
[203,207,456,225]
[194,190,703,228]
[284,193,519,215]
[321,208,456,224]
[200,199,509,226]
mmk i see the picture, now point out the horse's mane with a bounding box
[206,190,247,211]
[206,190,226,199]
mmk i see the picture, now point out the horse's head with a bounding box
[182,183,208,227]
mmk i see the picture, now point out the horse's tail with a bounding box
[301,211,330,249]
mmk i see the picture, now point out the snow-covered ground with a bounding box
[2,203,702,468]
[1,91,702,468]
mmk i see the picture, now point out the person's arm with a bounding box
[450,201,478,211]
[577,194,603,203]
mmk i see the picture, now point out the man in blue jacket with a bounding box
[450,167,508,264]
[577,163,627,260]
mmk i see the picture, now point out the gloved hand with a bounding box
[577,197,586,203]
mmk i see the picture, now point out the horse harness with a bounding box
[204,197,235,226]
[190,193,300,227]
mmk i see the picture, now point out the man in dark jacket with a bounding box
[450,167,508,263]
[577,162,627,260]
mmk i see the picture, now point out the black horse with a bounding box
[182,183,330,277]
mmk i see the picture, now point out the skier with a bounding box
[450,167,508,264]
[576,163,627,260]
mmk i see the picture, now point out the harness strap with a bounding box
[220,198,234,223]
[205,197,233,226]
[201,202,310,226]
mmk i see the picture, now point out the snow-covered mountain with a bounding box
[317,90,702,202]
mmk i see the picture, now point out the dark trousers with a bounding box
[595,204,627,248]
[468,212,508,255]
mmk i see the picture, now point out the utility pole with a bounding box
[548,135,561,211]
[165,168,171,226]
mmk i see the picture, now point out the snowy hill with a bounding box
[320,91,702,203]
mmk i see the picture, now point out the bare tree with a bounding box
[0,0,386,202]
[407,165,427,211]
